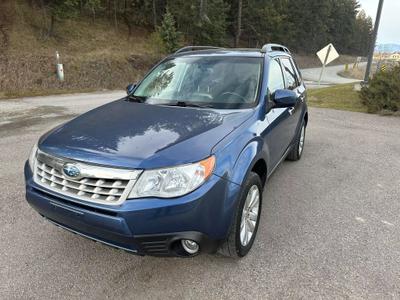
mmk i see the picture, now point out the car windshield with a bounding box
[133,56,262,109]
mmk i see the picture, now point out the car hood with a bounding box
[39,100,254,169]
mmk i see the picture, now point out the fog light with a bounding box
[181,239,199,254]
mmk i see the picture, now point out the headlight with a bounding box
[129,156,215,199]
[28,142,38,170]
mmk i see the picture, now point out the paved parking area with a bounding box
[1,93,400,299]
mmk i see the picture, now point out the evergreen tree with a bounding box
[28,0,374,55]
[352,10,373,56]
[328,0,358,54]
[286,0,332,52]
[168,0,229,46]
[44,0,80,35]
[241,0,290,47]
[84,0,102,21]
[159,8,181,53]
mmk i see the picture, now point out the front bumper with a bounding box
[25,162,240,256]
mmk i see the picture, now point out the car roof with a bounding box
[171,48,292,59]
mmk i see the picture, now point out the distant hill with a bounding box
[375,44,400,53]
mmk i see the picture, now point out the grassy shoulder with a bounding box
[308,84,367,113]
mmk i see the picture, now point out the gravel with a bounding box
[1,92,399,299]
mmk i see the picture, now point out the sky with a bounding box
[358,0,400,44]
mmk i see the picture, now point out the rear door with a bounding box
[280,57,305,141]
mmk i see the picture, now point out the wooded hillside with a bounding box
[0,0,373,98]
[22,0,372,54]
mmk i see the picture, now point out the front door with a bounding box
[264,58,294,169]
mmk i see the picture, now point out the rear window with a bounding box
[281,58,299,90]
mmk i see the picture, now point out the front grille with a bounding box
[36,162,128,202]
[33,150,142,206]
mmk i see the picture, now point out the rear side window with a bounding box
[290,58,302,82]
[281,58,299,90]
[268,59,285,94]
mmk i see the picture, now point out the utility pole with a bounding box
[364,0,384,83]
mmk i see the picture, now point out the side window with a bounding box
[268,59,285,95]
[290,58,302,83]
[281,58,299,90]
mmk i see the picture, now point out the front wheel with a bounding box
[286,121,306,161]
[219,172,262,258]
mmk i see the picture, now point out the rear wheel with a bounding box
[219,172,262,258]
[287,121,306,161]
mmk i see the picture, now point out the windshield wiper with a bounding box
[163,101,214,108]
[127,95,146,103]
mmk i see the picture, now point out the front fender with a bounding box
[214,139,265,238]
[230,139,264,186]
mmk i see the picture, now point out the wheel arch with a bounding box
[251,159,268,187]
[304,111,308,127]
[230,139,268,187]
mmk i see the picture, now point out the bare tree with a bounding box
[200,0,205,18]
[234,0,242,47]
[199,0,210,24]
[123,0,133,36]
[113,0,118,29]
[152,0,157,29]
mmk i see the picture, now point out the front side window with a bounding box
[133,56,262,109]
[268,59,285,94]
[281,58,299,90]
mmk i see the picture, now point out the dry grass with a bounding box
[338,67,366,80]
[0,1,161,99]
[339,61,399,81]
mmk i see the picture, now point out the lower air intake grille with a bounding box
[139,240,170,255]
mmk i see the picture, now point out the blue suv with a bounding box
[25,44,308,258]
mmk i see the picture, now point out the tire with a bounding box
[219,172,262,258]
[286,120,306,161]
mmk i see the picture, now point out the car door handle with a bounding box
[299,95,305,102]
[288,107,295,115]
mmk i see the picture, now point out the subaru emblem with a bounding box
[63,163,81,178]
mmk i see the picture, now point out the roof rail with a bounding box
[260,43,291,54]
[175,46,224,54]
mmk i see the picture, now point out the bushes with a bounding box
[360,65,400,113]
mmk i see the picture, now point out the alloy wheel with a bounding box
[298,125,305,155]
[240,185,260,247]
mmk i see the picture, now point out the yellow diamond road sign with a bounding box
[317,43,340,66]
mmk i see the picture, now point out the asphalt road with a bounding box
[300,63,365,88]
[1,93,400,299]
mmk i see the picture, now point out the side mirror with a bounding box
[126,83,136,96]
[272,89,297,108]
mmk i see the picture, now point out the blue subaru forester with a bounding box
[25,44,308,258]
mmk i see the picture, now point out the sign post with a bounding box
[56,51,64,82]
[316,43,339,85]
[353,57,362,69]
